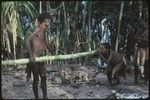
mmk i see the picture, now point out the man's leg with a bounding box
[114,73,120,85]
[25,63,32,82]
[39,62,48,99]
[137,48,146,78]
[111,62,123,85]
[32,62,39,99]
[117,62,126,80]
[111,62,123,79]
[106,66,113,85]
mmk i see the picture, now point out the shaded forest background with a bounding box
[1,1,149,64]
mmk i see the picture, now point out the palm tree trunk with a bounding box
[115,1,124,51]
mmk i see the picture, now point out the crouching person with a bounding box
[92,43,126,86]
[25,12,55,99]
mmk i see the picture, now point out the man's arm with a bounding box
[26,36,35,62]
[91,50,99,58]
[91,49,110,65]
[99,52,110,65]
[107,52,113,63]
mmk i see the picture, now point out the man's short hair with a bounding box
[38,12,50,23]
[101,43,111,50]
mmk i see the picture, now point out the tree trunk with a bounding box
[75,1,79,12]
[87,1,92,51]
[2,30,11,59]
[85,1,92,65]
[62,1,69,53]
[56,10,60,55]
[115,1,124,51]
[80,1,88,64]
[39,1,42,14]
[81,1,87,50]
[12,9,18,60]
[139,1,142,19]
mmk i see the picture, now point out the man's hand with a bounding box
[29,57,36,63]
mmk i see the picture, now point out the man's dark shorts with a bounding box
[26,62,47,77]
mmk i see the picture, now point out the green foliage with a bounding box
[1,1,148,62]
[1,1,36,59]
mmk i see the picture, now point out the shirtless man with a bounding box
[25,12,54,99]
[92,43,126,86]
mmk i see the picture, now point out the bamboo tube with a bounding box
[2,50,97,65]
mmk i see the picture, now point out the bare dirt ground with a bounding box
[2,64,149,99]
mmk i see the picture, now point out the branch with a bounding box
[49,4,63,15]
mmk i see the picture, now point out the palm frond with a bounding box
[23,4,34,18]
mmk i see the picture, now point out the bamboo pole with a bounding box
[2,50,97,66]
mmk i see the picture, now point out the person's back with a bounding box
[108,51,123,66]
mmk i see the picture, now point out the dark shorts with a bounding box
[26,62,47,77]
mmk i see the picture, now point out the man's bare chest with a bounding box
[32,34,46,50]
